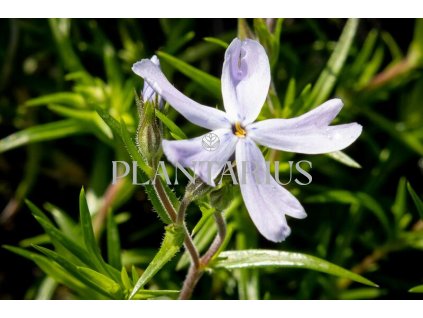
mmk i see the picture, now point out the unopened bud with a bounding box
[136,101,162,167]
[210,184,233,212]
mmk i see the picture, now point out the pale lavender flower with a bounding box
[142,55,164,109]
[132,38,362,242]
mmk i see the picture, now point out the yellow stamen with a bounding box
[234,122,247,138]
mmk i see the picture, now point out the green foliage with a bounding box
[0,119,87,153]
[407,182,423,219]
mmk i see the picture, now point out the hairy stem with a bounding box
[179,211,227,300]
[178,264,203,300]
[153,179,177,222]
[154,179,200,268]
[201,212,227,265]
[176,197,190,225]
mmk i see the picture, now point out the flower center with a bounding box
[233,122,247,138]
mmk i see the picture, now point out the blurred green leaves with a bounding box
[407,182,423,220]
[305,18,359,110]
[157,51,221,98]
[0,119,87,153]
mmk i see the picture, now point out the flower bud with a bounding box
[136,99,162,167]
[210,184,234,212]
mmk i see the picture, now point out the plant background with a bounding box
[0,18,422,299]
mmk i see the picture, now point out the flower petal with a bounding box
[162,129,237,186]
[248,99,362,154]
[221,38,271,124]
[133,59,230,130]
[142,56,164,108]
[236,138,306,242]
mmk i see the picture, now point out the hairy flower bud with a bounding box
[136,100,162,167]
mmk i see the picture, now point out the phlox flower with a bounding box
[133,38,362,242]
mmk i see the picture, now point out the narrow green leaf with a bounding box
[49,19,84,73]
[103,42,123,92]
[3,245,97,299]
[289,83,312,117]
[407,182,423,219]
[306,18,359,109]
[32,245,115,299]
[253,18,282,68]
[157,51,221,98]
[409,19,423,66]
[129,224,185,299]
[77,267,122,297]
[35,276,57,300]
[356,192,392,236]
[191,204,216,236]
[0,119,86,153]
[155,109,187,140]
[79,189,120,281]
[392,177,407,224]
[306,190,358,205]
[203,37,228,49]
[107,210,122,270]
[131,265,139,283]
[357,46,385,88]
[47,105,113,142]
[282,78,296,117]
[359,106,423,156]
[409,285,423,293]
[44,203,78,239]
[121,267,132,290]
[25,92,85,108]
[306,190,391,236]
[95,106,122,140]
[213,250,378,287]
[32,215,96,269]
[19,234,50,247]
[350,29,378,75]
[79,188,103,261]
[4,244,42,260]
[132,289,179,300]
[339,287,383,300]
[326,151,362,168]
[25,199,52,224]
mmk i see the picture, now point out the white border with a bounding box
[0,0,421,18]
[0,300,417,318]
